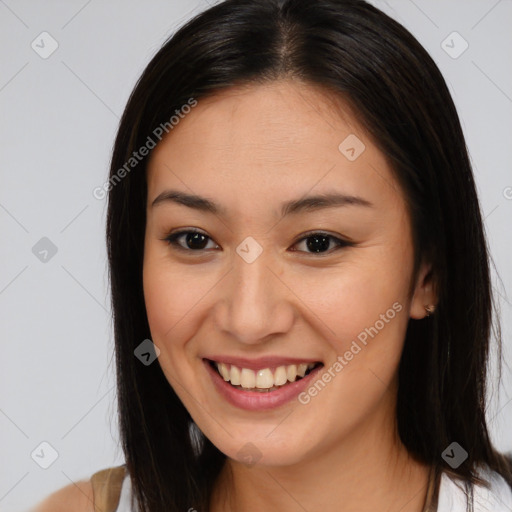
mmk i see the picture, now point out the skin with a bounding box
[143,79,437,512]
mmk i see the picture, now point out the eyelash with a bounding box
[162,228,353,256]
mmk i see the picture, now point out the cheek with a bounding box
[292,264,410,443]
[142,248,196,348]
[292,249,412,393]
[297,259,409,339]
[142,259,208,400]
[142,247,223,362]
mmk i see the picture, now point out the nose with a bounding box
[214,244,295,345]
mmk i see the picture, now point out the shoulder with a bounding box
[438,464,512,512]
[31,464,128,512]
[31,479,95,512]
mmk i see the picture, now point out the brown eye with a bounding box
[291,232,352,255]
[164,230,218,251]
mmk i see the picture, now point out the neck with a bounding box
[210,409,431,511]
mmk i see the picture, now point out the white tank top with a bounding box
[116,472,132,511]
[114,466,512,511]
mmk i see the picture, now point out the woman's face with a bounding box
[143,80,433,467]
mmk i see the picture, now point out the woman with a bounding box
[34,0,512,511]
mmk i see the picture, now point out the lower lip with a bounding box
[203,359,324,411]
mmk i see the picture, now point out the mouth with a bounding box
[206,359,324,393]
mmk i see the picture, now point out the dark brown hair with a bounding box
[106,0,512,510]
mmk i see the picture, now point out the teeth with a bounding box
[297,363,308,377]
[230,365,241,385]
[214,361,319,390]
[218,362,230,381]
[255,368,274,388]
[286,365,297,382]
[274,366,288,386]
[240,368,256,389]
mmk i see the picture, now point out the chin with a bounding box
[206,429,312,468]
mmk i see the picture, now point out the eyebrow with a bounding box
[151,189,373,217]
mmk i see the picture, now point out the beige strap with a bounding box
[90,465,127,512]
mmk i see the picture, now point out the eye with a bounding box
[163,229,219,252]
[291,231,353,255]
[163,229,352,255]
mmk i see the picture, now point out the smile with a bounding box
[208,359,323,392]
[203,357,325,410]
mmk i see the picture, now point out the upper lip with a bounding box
[204,356,323,371]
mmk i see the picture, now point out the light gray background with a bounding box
[1,1,511,511]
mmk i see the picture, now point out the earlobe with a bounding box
[409,263,437,320]
[424,304,435,317]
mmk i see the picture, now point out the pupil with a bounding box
[306,235,330,253]
[187,232,208,249]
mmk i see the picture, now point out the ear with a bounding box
[409,261,437,320]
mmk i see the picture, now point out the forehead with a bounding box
[146,80,401,211]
